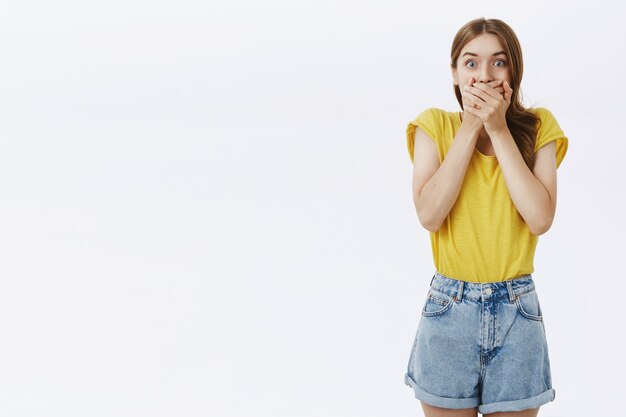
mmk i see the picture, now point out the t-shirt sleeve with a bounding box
[534,107,569,168]
[406,107,440,164]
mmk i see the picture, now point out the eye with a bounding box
[465,59,507,69]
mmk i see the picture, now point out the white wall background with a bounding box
[0,1,623,416]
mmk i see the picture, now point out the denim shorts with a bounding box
[404,271,556,414]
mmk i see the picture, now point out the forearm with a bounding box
[489,127,553,234]
[416,123,480,231]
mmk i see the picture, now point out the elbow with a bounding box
[529,217,553,236]
[415,205,442,233]
[530,200,557,236]
[530,227,547,236]
[422,221,441,233]
[414,190,442,232]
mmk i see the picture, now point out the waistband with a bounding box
[429,271,536,303]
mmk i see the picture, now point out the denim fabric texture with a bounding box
[404,271,556,414]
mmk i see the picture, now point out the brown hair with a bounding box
[450,17,540,171]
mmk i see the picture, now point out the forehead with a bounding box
[461,33,505,55]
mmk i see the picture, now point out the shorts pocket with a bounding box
[515,289,543,321]
[421,289,455,317]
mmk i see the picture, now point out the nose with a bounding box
[477,67,493,83]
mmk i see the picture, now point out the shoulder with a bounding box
[528,106,551,117]
[406,107,447,163]
[407,107,447,143]
[528,107,562,132]
[411,107,448,121]
[407,107,453,132]
[527,106,569,168]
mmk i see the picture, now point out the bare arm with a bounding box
[412,79,504,231]
[412,123,481,231]
[488,129,558,235]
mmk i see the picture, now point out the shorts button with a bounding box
[484,288,492,295]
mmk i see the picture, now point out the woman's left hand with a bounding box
[463,80,513,133]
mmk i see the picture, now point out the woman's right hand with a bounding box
[461,77,504,130]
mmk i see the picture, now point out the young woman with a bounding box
[403,18,568,417]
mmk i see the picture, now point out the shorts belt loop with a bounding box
[456,280,464,303]
[507,280,515,303]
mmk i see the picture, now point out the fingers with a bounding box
[462,79,505,108]
[481,80,505,95]
[462,79,481,109]
[490,80,504,95]
[461,77,476,109]
[463,90,482,109]
[462,95,473,109]
[465,83,502,104]
[462,77,505,108]
[496,81,510,99]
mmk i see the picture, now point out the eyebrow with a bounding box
[462,51,507,58]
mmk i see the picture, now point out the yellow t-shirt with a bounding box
[406,107,568,283]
